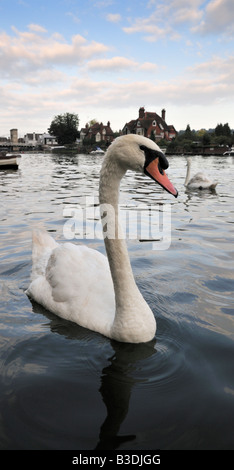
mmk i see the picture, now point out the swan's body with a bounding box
[185,157,217,190]
[26,134,178,343]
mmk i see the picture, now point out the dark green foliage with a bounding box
[48,113,80,145]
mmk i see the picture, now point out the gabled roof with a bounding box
[81,121,114,136]
[139,112,170,131]
[123,108,177,137]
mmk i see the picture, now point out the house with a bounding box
[80,121,114,144]
[24,132,42,146]
[122,107,177,141]
[37,133,58,146]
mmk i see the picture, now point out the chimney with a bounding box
[107,121,110,127]
[161,109,166,121]
[139,107,145,119]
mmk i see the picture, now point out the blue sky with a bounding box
[0,0,234,137]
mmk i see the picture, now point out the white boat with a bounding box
[90,147,105,155]
[51,146,66,150]
[0,152,21,169]
[223,147,234,156]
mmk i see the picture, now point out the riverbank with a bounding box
[166,144,230,156]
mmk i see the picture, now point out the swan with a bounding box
[26,134,178,343]
[185,157,217,190]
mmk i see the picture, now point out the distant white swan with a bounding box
[26,134,178,343]
[185,157,217,190]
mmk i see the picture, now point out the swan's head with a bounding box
[105,134,178,197]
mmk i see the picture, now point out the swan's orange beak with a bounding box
[145,157,178,197]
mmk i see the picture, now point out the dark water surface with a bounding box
[0,152,233,450]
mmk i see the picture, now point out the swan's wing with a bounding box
[27,237,115,330]
[30,229,58,280]
[45,242,115,329]
[45,242,112,303]
[190,172,211,183]
[188,172,217,188]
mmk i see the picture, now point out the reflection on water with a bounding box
[0,152,234,450]
[96,340,156,450]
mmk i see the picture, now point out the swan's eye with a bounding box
[140,145,169,170]
[158,161,164,175]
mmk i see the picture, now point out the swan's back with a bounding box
[187,172,217,189]
[27,230,115,334]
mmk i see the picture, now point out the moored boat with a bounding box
[90,147,105,155]
[223,146,234,156]
[0,152,21,169]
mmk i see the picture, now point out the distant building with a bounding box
[24,132,42,146]
[10,128,18,144]
[80,121,114,144]
[122,107,177,141]
[38,133,58,146]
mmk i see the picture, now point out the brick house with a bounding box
[80,121,114,144]
[122,107,177,141]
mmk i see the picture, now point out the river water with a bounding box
[0,151,233,450]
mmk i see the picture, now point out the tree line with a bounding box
[165,123,233,153]
[47,112,233,151]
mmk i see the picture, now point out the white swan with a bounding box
[185,157,217,190]
[26,134,178,343]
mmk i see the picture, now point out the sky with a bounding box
[0,0,234,137]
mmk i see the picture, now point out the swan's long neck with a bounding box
[99,159,137,308]
[185,159,191,186]
[99,156,156,343]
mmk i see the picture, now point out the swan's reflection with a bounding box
[30,299,156,450]
[96,339,156,449]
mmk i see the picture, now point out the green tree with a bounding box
[184,124,193,140]
[223,123,231,137]
[215,123,231,137]
[48,112,80,145]
[88,119,97,126]
[202,132,211,146]
[215,123,223,136]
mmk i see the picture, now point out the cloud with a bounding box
[27,23,47,33]
[123,0,204,41]
[139,62,158,71]
[0,59,233,136]
[123,17,170,42]
[0,25,109,79]
[193,0,234,36]
[106,13,121,23]
[87,56,138,71]
[86,56,159,73]
[0,16,233,136]
[188,55,234,84]
[66,12,80,24]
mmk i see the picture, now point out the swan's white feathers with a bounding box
[27,233,115,333]
[31,229,58,280]
[185,158,217,189]
[188,172,216,187]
